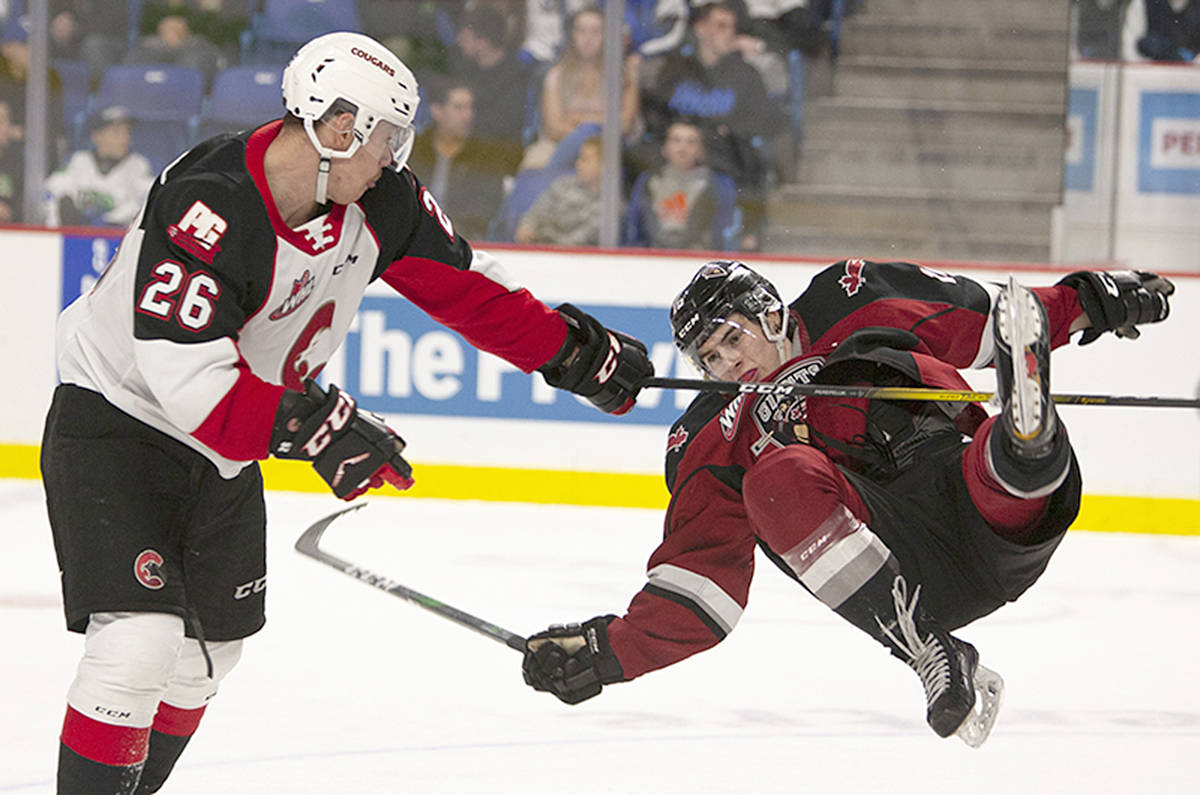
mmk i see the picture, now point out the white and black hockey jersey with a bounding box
[56,121,568,478]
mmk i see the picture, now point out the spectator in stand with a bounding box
[124,12,226,88]
[1130,0,1200,61]
[450,5,533,176]
[1072,0,1133,59]
[359,0,456,73]
[643,0,787,250]
[0,96,23,223]
[2,1,130,84]
[520,4,641,171]
[515,134,608,245]
[43,105,155,228]
[137,1,251,68]
[0,21,65,169]
[627,117,720,250]
[522,0,592,65]
[407,77,510,241]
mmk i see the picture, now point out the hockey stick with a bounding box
[294,504,526,652]
[639,376,1200,409]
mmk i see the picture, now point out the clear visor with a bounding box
[687,317,769,380]
[359,121,413,170]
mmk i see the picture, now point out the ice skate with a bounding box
[993,276,1056,459]
[877,576,1004,747]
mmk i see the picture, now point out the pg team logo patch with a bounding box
[167,200,227,265]
[134,549,166,590]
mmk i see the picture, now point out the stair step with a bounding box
[766,185,1058,238]
[839,16,1069,60]
[833,56,1066,104]
[796,142,1064,193]
[855,0,1069,23]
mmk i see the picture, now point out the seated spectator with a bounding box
[521,0,593,65]
[627,117,720,250]
[515,134,608,245]
[407,77,510,242]
[520,4,641,171]
[124,12,226,88]
[43,105,154,228]
[0,26,65,168]
[138,1,251,68]
[359,0,455,73]
[0,96,23,222]
[450,5,532,176]
[642,0,787,250]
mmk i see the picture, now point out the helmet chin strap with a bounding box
[303,117,355,205]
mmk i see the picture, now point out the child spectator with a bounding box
[0,96,23,222]
[515,134,607,245]
[520,5,640,171]
[43,105,154,227]
[627,117,720,250]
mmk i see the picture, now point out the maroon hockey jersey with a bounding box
[608,260,1084,679]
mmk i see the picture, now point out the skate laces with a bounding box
[875,575,951,708]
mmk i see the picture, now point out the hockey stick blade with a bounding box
[640,376,1200,409]
[294,504,527,652]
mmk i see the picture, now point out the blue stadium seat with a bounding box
[242,0,362,64]
[92,65,205,172]
[53,59,92,150]
[196,65,285,139]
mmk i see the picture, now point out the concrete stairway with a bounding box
[765,0,1071,263]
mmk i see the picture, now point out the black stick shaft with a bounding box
[640,376,1200,409]
[295,505,526,652]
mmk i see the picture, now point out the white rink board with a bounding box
[1,229,1197,498]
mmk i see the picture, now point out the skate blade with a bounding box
[997,276,1046,441]
[954,663,1004,749]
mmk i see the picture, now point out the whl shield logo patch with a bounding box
[270,270,315,320]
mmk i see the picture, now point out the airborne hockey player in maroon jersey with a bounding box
[522,259,1173,747]
[40,32,652,794]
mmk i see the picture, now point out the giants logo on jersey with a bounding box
[269,270,315,320]
[750,357,824,453]
[282,301,335,389]
[838,259,866,297]
[167,200,227,265]
[134,549,166,590]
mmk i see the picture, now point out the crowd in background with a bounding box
[0,0,1195,249]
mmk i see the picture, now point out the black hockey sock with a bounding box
[831,557,914,651]
[57,741,145,794]
[134,730,193,794]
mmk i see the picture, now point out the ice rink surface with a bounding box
[2,479,1199,794]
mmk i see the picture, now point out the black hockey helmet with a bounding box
[670,260,787,374]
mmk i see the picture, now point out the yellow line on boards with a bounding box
[2,443,1196,535]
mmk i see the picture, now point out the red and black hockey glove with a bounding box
[270,380,414,500]
[523,616,625,704]
[1058,270,1173,345]
[538,304,653,415]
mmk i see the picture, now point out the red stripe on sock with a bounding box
[152,703,207,737]
[61,706,149,766]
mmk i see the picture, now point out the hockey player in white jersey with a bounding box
[40,32,653,794]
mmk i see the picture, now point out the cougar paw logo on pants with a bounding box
[134,549,166,590]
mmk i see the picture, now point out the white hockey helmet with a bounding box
[281,31,421,203]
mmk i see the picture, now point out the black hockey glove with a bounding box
[1058,270,1174,345]
[270,380,414,501]
[538,304,653,415]
[523,616,625,705]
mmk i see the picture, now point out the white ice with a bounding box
[2,479,1199,794]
